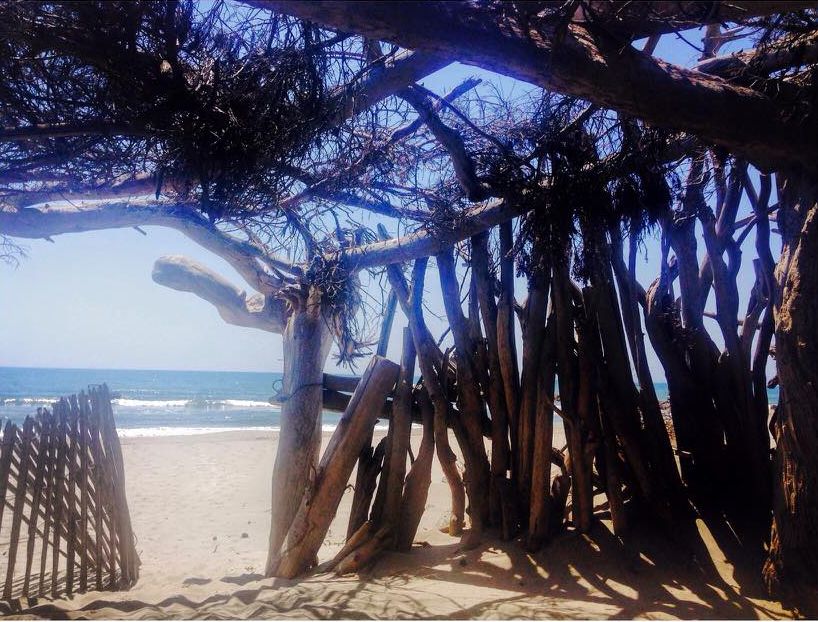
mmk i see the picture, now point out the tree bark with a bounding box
[437,248,491,536]
[396,387,435,551]
[471,231,511,526]
[265,285,333,576]
[517,269,550,517]
[764,174,818,598]
[527,309,557,550]
[273,356,400,578]
[497,221,521,481]
[257,1,817,172]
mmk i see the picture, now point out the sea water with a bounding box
[0,366,778,437]
[0,366,359,436]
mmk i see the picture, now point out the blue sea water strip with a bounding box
[0,366,778,437]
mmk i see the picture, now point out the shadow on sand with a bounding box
[3,511,813,620]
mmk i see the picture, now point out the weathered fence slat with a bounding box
[0,384,138,603]
[51,401,68,599]
[0,420,17,534]
[22,412,51,596]
[4,419,34,600]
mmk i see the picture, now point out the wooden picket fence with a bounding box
[0,384,139,603]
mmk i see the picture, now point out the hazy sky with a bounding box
[0,32,769,378]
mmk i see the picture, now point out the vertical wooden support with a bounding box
[382,328,416,534]
[346,438,387,540]
[527,311,557,551]
[395,386,435,552]
[4,418,33,600]
[274,356,400,578]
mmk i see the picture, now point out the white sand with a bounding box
[5,429,799,619]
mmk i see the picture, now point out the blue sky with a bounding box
[0,29,771,378]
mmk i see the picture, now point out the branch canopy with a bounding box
[255,0,818,173]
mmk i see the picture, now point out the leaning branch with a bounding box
[341,198,527,270]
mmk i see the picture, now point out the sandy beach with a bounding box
[0,427,799,620]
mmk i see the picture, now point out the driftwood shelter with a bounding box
[0,0,818,612]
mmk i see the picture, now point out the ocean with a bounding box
[0,366,777,437]
[0,366,355,437]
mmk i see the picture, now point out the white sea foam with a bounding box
[2,397,55,405]
[118,422,390,438]
[112,398,275,409]
[117,426,277,438]
[113,398,190,408]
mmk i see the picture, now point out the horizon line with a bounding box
[0,364,285,374]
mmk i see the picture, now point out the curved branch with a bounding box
[152,256,287,333]
[0,200,291,295]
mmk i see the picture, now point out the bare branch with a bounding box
[0,200,293,294]
[152,256,287,333]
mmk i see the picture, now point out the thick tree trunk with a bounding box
[274,356,400,578]
[265,286,333,576]
[764,175,818,598]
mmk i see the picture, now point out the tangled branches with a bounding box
[0,1,344,219]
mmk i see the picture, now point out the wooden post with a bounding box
[274,356,400,578]
[345,437,387,539]
[86,390,107,589]
[497,221,520,449]
[527,311,557,551]
[517,270,550,518]
[437,248,491,536]
[265,287,334,576]
[51,400,69,598]
[382,328,416,536]
[395,386,435,551]
[471,231,511,527]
